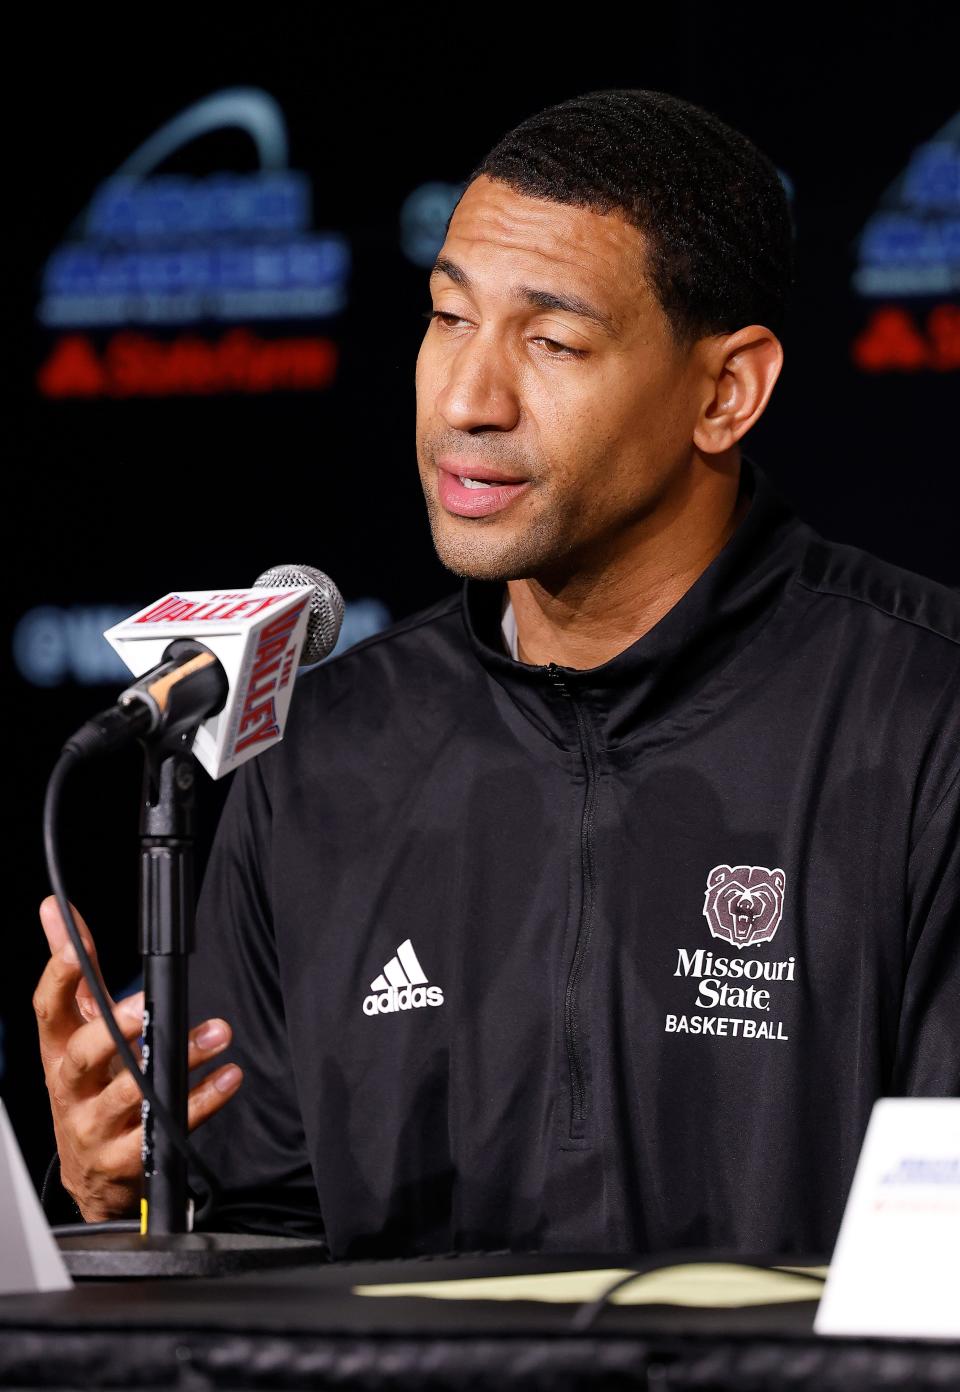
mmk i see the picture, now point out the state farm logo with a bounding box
[703,864,786,949]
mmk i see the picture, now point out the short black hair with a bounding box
[467,89,794,347]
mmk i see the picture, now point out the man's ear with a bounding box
[693,326,784,456]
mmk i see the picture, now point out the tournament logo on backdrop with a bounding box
[36,87,351,399]
[851,110,959,374]
[702,865,787,949]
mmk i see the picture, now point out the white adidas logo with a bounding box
[362,939,444,1016]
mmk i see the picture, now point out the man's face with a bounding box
[415,174,709,584]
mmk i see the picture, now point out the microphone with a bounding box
[63,565,344,776]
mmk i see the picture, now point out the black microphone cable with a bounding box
[568,1252,828,1332]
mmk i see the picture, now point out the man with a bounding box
[35,90,960,1258]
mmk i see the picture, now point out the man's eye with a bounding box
[534,337,584,358]
[422,312,583,358]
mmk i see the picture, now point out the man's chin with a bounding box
[431,541,527,584]
[428,517,544,583]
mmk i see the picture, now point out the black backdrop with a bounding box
[4,10,958,1189]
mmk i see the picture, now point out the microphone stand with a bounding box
[140,739,196,1236]
[56,730,327,1277]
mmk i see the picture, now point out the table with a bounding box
[0,1251,956,1389]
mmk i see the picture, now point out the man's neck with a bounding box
[506,458,748,670]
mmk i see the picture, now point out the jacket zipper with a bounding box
[547,662,599,1141]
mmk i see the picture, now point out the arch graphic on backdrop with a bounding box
[100,87,290,190]
[60,87,297,246]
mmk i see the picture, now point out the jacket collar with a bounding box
[460,457,812,751]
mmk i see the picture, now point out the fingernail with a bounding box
[61,941,79,965]
[121,992,145,1017]
[213,1065,241,1093]
[196,1020,227,1050]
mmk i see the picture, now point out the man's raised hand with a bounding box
[34,896,243,1222]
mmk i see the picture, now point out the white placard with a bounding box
[815,1098,960,1339]
[0,1101,72,1295]
[104,586,312,779]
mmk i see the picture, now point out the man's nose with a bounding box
[435,332,521,433]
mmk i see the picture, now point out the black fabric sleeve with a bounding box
[893,763,960,1095]
[186,755,327,1244]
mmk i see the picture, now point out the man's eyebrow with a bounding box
[431,257,471,290]
[519,286,618,336]
[430,257,619,336]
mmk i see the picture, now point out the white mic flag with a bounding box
[104,587,312,779]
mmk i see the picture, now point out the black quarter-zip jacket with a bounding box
[188,461,960,1259]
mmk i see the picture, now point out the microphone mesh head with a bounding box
[253,565,345,665]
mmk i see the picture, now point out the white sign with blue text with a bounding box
[815,1098,960,1339]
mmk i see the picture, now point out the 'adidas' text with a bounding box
[363,984,444,1016]
[362,938,444,1016]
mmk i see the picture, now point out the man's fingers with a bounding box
[96,1128,145,1187]
[55,994,145,1099]
[38,896,114,1020]
[95,1017,233,1135]
[95,1061,145,1134]
[33,941,88,1066]
[187,1063,243,1131]
[39,895,100,967]
[187,1018,232,1071]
